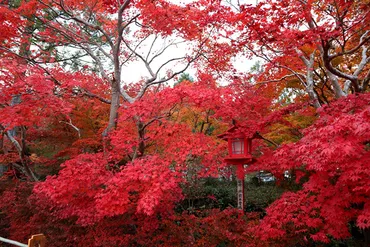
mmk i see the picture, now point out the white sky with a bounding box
[120,0,260,86]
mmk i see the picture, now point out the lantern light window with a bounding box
[232,138,244,155]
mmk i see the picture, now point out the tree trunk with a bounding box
[102,87,120,137]
[134,120,145,159]
[305,53,321,109]
[326,70,346,98]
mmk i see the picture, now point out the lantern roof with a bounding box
[217,125,248,140]
[218,123,262,141]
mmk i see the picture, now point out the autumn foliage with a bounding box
[0,0,369,246]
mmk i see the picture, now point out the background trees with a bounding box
[231,0,369,106]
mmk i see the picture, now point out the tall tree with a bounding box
[230,0,369,106]
[0,0,218,137]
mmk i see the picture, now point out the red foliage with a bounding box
[254,93,370,243]
[95,155,183,217]
[34,153,111,225]
[1,0,369,246]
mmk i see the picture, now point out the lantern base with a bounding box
[224,156,253,165]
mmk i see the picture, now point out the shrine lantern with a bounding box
[218,125,253,166]
[218,125,254,211]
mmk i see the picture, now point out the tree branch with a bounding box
[0,237,27,247]
[60,119,81,138]
[327,30,370,61]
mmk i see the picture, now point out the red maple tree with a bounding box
[0,0,369,246]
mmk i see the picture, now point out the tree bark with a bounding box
[326,69,346,98]
[134,120,146,159]
[103,87,120,137]
[298,51,321,108]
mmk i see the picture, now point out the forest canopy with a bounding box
[0,0,369,246]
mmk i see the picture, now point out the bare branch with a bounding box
[362,69,370,91]
[141,116,165,131]
[0,237,27,247]
[327,30,370,61]
[57,0,115,49]
[0,125,38,181]
[244,45,308,87]
[60,119,81,138]
[122,35,156,77]
[114,2,135,58]
[353,40,369,77]
[0,46,63,86]
[155,56,187,76]
[255,74,299,85]
[80,89,112,104]
[254,132,280,148]
[295,48,310,67]
[276,64,307,87]
[148,40,186,64]
[146,34,158,61]
[83,45,113,84]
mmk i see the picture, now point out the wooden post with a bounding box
[28,234,46,247]
[236,177,245,210]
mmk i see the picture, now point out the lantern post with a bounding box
[218,125,254,211]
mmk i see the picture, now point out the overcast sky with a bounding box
[120,0,259,86]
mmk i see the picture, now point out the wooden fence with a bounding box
[0,234,45,247]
